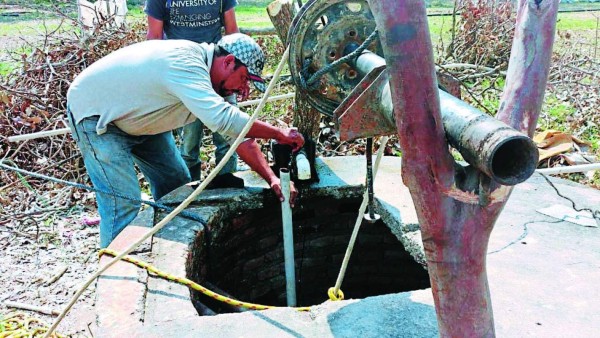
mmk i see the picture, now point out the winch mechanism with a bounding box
[287,0,539,187]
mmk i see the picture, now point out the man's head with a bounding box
[211,33,266,100]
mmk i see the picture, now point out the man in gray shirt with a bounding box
[67,33,304,248]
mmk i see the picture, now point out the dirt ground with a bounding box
[0,4,60,62]
[0,6,101,336]
[0,208,101,336]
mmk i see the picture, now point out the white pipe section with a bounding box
[295,152,311,180]
[7,127,72,142]
[7,92,296,143]
[536,163,600,175]
[279,168,297,307]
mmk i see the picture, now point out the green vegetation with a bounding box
[427,15,454,49]
[127,5,145,17]
[236,5,275,29]
[0,61,17,76]
[0,19,61,35]
[428,0,454,9]
[539,95,577,132]
[556,12,600,30]
[474,77,505,115]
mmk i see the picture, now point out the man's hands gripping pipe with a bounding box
[237,122,305,207]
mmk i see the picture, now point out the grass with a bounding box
[0,19,62,35]
[428,15,455,51]
[0,61,17,76]
[538,95,578,132]
[557,12,600,30]
[236,6,275,29]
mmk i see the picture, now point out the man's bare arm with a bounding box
[147,16,164,40]
[236,139,299,207]
[223,8,239,35]
[246,121,304,152]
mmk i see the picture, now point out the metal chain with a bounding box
[365,137,376,220]
[0,161,207,224]
[299,29,379,90]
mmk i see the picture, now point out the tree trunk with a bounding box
[268,0,322,140]
[267,0,296,45]
[369,0,558,336]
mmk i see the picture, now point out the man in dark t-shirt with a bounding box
[145,0,243,185]
[145,0,239,43]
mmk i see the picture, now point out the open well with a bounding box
[186,194,430,314]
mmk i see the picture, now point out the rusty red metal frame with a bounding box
[368,0,558,336]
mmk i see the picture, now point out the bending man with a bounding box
[67,33,304,248]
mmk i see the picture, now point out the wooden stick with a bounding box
[44,266,68,286]
[4,300,61,316]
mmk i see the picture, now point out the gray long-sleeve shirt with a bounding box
[66,39,250,142]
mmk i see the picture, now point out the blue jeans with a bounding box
[69,114,190,248]
[179,119,237,181]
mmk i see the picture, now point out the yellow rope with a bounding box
[99,249,312,312]
[327,287,344,301]
[0,312,64,338]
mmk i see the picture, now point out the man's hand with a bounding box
[236,86,250,102]
[269,177,299,207]
[277,128,305,152]
[236,139,299,208]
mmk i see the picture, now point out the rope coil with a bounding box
[0,312,64,338]
[327,287,345,301]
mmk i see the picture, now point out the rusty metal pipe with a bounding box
[352,51,538,186]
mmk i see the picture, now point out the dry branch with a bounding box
[0,15,146,215]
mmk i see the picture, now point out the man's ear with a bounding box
[224,54,236,70]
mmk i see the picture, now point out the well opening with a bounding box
[187,195,430,315]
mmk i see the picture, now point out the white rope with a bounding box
[43,45,291,338]
[331,136,389,298]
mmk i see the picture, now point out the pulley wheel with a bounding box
[288,0,382,116]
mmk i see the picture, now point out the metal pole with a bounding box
[352,51,538,186]
[536,163,600,175]
[279,168,297,307]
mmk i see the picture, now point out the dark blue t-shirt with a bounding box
[145,0,238,44]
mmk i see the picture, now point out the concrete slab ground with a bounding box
[96,156,600,337]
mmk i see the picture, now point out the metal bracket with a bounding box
[333,65,396,141]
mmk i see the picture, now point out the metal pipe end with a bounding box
[490,136,539,186]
